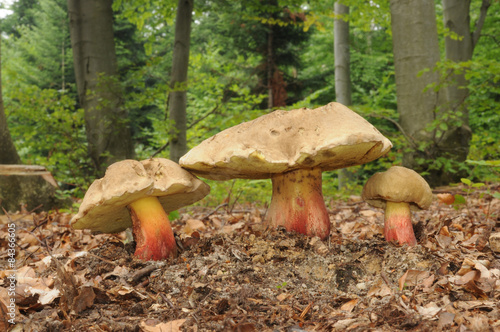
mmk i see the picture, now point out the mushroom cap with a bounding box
[179,102,392,180]
[362,166,432,211]
[71,158,210,234]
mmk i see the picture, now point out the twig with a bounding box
[202,202,228,219]
[129,265,158,283]
[150,103,220,158]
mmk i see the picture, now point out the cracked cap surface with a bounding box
[179,102,393,180]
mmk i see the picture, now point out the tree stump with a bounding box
[0,165,65,213]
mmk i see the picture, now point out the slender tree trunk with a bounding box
[390,0,445,186]
[168,0,193,163]
[0,34,22,165]
[334,2,353,189]
[439,0,490,182]
[68,0,134,175]
[267,27,274,109]
[334,3,351,107]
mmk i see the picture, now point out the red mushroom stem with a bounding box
[266,167,330,239]
[128,196,177,260]
[383,201,417,246]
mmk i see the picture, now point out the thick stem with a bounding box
[384,201,417,246]
[128,196,177,260]
[266,168,330,240]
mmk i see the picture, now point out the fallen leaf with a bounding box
[140,319,186,332]
[72,286,95,314]
[340,298,358,312]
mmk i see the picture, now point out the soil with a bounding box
[1,184,499,331]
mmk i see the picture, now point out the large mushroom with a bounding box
[71,158,210,260]
[179,102,392,239]
[361,166,432,246]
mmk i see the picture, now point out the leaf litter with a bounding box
[0,184,499,331]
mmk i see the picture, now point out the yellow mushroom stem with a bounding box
[266,167,330,240]
[383,201,417,246]
[128,196,177,260]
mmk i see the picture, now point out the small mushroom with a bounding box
[180,102,392,240]
[361,166,432,246]
[71,158,210,260]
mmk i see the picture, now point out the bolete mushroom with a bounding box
[361,166,432,246]
[71,158,210,260]
[179,102,392,240]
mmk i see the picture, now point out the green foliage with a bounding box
[276,281,287,289]
[1,0,498,205]
[452,178,500,219]
[5,85,92,196]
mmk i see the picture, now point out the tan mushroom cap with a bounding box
[71,158,210,234]
[362,166,432,211]
[179,102,392,180]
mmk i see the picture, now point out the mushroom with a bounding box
[179,102,392,239]
[361,166,432,246]
[71,158,210,260]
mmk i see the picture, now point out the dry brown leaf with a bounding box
[340,298,358,312]
[72,286,95,314]
[437,193,455,205]
[399,270,431,290]
[140,319,187,332]
[367,278,392,297]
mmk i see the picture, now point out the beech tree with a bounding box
[390,0,446,185]
[68,0,134,174]
[168,0,193,163]
[334,2,353,189]
[439,0,491,179]
[0,35,21,165]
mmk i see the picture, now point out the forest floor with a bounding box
[1,183,499,332]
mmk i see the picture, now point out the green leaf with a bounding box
[453,194,466,205]
[460,178,472,186]
[169,210,180,220]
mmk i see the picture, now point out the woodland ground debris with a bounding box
[0,183,499,331]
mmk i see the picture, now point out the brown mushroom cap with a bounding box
[362,166,432,211]
[179,102,392,180]
[71,158,210,234]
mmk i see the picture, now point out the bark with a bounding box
[334,2,351,107]
[334,2,353,189]
[0,35,22,165]
[68,0,134,175]
[168,0,193,163]
[439,0,491,182]
[390,0,445,185]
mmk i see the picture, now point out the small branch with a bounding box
[202,202,229,219]
[150,104,220,158]
[366,113,419,150]
[472,0,491,49]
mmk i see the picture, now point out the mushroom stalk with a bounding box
[266,167,330,239]
[383,201,417,246]
[128,196,177,260]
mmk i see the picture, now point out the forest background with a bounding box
[0,0,498,210]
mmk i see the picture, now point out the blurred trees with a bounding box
[168,0,193,162]
[0,0,498,195]
[68,0,134,175]
[0,35,21,164]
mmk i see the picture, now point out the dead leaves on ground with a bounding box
[0,185,499,331]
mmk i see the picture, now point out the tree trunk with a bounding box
[0,34,22,165]
[439,0,490,182]
[334,2,354,190]
[168,0,193,163]
[390,0,445,185]
[68,0,134,175]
